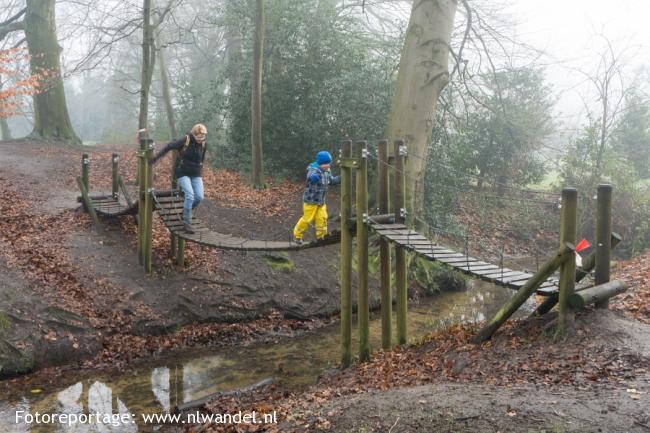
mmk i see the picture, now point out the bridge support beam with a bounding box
[555,187,577,340]
[378,139,392,349]
[339,140,353,368]
[112,153,119,199]
[393,139,408,345]
[137,138,147,266]
[594,184,613,309]
[356,140,370,362]
[143,141,155,274]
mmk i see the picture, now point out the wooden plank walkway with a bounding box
[369,222,560,296]
[151,193,340,251]
[85,190,340,251]
[89,195,138,217]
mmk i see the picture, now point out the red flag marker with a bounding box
[575,239,590,253]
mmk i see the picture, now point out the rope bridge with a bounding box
[76,150,562,294]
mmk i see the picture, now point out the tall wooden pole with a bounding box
[80,153,90,213]
[355,141,370,362]
[377,139,392,349]
[393,139,407,345]
[555,187,577,340]
[143,140,155,273]
[595,184,613,309]
[339,140,353,368]
[137,138,147,266]
[112,153,119,198]
[81,154,89,192]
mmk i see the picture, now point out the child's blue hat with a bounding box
[316,151,332,165]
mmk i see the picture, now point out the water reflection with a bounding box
[1,280,529,432]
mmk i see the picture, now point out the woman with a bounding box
[152,123,208,233]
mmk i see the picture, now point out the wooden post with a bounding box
[555,187,577,340]
[76,176,102,232]
[143,140,155,273]
[81,153,89,192]
[595,184,613,309]
[356,140,370,362]
[472,243,574,343]
[377,139,392,349]
[340,140,353,368]
[176,237,186,267]
[118,175,134,208]
[137,138,147,266]
[532,232,622,317]
[111,153,119,198]
[393,139,407,345]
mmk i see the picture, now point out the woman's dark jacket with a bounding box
[152,134,207,178]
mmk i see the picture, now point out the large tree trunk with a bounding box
[138,0,155,130]
[386,0,457,218]
[250,0,265,189]
[24,0,80,143]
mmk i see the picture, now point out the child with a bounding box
[293,151,341,244]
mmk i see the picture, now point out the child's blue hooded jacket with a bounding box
[302,162,341,205]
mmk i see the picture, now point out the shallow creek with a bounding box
[1,280,534,432]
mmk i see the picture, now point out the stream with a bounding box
[0,280,534,432]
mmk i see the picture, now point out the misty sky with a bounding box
[510,0,650,133]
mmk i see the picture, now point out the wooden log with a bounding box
[595,184,613,309]
[555,188,577,340]
[393,139,407,345]
[356,141,370,362]
[568,280,627,309]
[377,139,391,350]
[76,176,103,233]
[340,140,353,368]
[173,378,274,413]
[471,243,574,343]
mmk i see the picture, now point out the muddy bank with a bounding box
[0,253,100,377]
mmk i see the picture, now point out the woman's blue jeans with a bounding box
[177,176,204,223]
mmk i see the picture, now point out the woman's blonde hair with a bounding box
[191,123,207,135]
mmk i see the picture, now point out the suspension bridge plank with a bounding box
[457,264,500,272]
[486,270,523,279]
[500,273,534,284]
[415,249,457,256]
[469,267,512,277]
[429,253,466,259]
[369,224,409,230]
[154,202,185,210]
[153,195,182,203]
